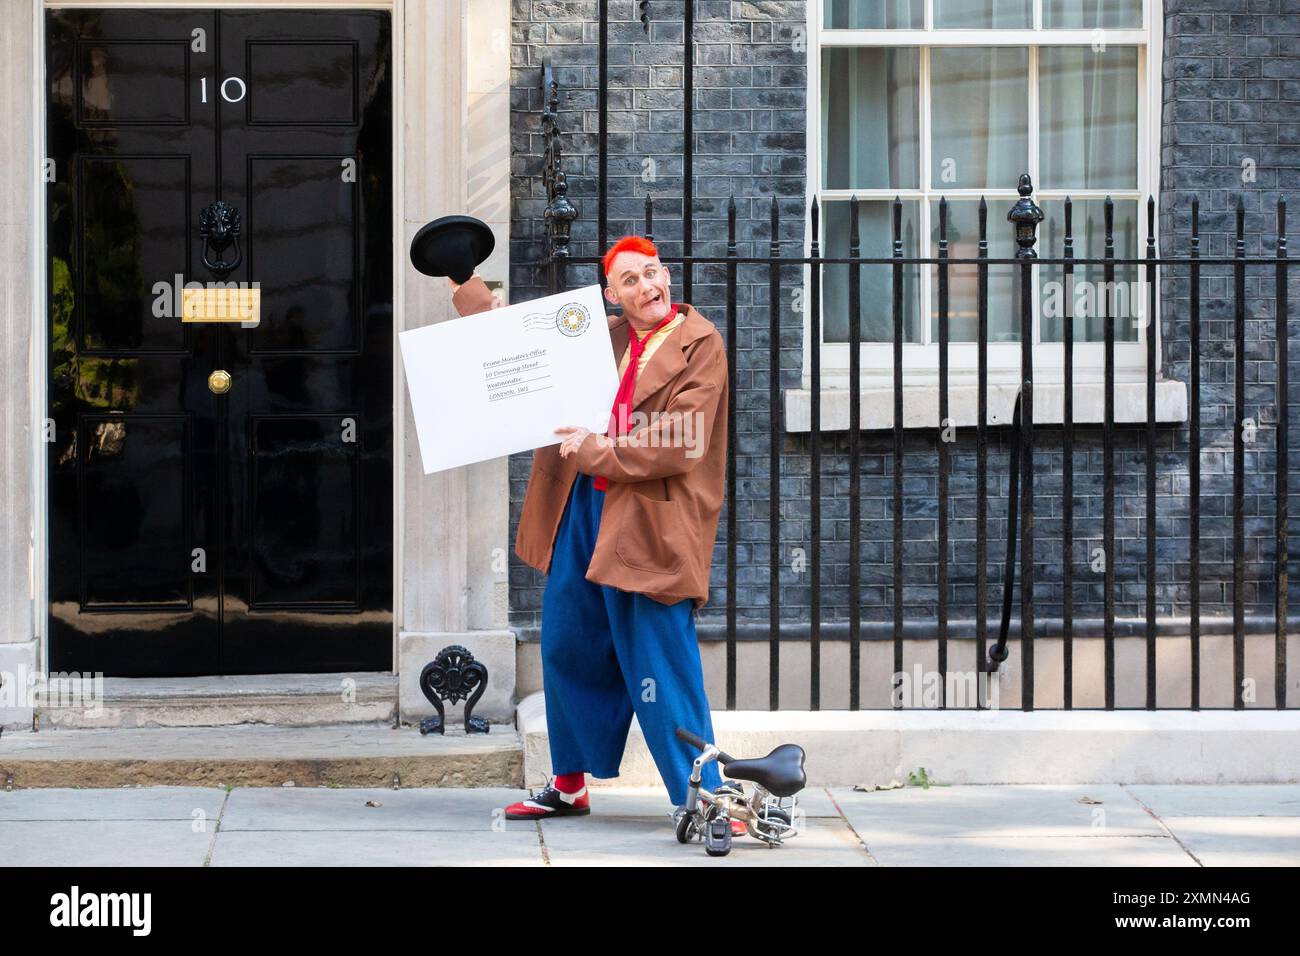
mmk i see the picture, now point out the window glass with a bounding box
[934,0,1032,28]
[825,0,923,29]
[822,200,923,344]
[1039,46,1139,189]
[928,200,1021,343]
[930,47,1029,190]
[1043,0,1143,29]
[815,18,1148,351]
[823,47,920,190]
[1039,199,1142,343]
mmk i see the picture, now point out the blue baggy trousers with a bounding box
[540,470,723,806]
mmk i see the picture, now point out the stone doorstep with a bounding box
[0,724,524,789]
[35,672,402,730]
[516,691,1300,790]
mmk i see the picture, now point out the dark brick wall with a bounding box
[1158,0,1299,622]
[505,0,1299,640]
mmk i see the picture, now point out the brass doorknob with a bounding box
[207,370,232,394]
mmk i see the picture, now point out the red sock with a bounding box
[554,772,586,794]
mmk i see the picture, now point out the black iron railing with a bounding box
[529,13,1296,711]
[535,163,1294,712]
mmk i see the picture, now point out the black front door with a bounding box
[46,9,393,676]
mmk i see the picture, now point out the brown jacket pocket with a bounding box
[615,493,687,575]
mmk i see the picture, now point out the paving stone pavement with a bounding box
[2,784,1298,866]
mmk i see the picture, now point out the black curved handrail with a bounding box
[990,390,1022,667]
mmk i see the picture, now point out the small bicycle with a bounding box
[671,726,807,857]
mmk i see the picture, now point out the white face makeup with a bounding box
[604,250,673,330]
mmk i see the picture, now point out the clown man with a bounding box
[449,235,741,833]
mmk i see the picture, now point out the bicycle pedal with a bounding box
[703,815,732,856]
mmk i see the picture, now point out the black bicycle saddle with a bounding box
[721,744,807,798]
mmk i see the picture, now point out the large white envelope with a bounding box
[399,284,619,475]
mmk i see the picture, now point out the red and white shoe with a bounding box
[505,779,591,819]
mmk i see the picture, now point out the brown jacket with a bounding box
[451,276,727,609]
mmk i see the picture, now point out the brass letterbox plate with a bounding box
[181,286,260,325]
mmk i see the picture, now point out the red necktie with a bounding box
[593,304,679,491]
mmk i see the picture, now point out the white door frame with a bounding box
[17,0,512,682]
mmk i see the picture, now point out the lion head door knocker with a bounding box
[199,200,243,279]
[418,645,490,735]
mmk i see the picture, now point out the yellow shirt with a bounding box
[618,309,685,379]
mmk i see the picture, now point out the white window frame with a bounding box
[803,0,1165,391]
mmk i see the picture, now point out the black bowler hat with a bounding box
[409,215,496,283]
